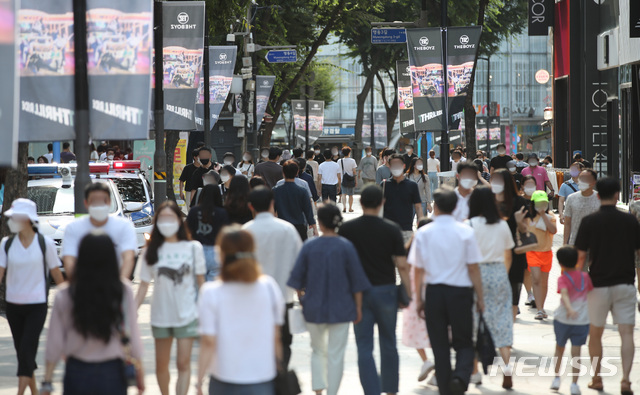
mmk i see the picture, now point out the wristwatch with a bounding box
[41,381,54,392]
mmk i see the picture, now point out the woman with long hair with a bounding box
[469,187,516,389]
[237,151,255,178]
[187,185,230,281]
[135,201,206,395]
[0,199,64,395]
[224,176,253,224]
[42,232,144,395]
[219,165,235,203]
[406,157,432,218]
[287,204,371,395]
[196,226,285,395]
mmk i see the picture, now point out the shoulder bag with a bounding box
[341,160,356,188]
[514,229,538,255]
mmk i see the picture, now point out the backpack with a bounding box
[4,233,50,302]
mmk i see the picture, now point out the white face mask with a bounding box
[491,183,505,194]
[508,167,516,173]
[156,221,180,238]
[416,164,424,171]
[243,155,250,162]
[459,178,477,190]
[224,160,233,166]
[314,150,320,155]
[261,151,269,159]
[497,149,506,155]
[7,218,23,234]
[529,160,538,167]
[107,155,114,160]
[406,149,413,154]
[220,174,230,183]
[366,152,372,156]
[88,205,110,222]
[524,186,537,196]
[578,181,591,192]
[391,168,404,177]
[332,151,338,156]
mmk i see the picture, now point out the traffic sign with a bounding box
[371,28,407,44]
[266,50,297,63]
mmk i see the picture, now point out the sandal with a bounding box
[588,377,603,391]
[535,311,545,320]
[622,380,634,395]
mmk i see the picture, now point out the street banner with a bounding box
[446,26,481,130]
[292,99,305,144]
[293,99,324,146]
[476,116,487,150]
[87,0,153,140]
[406,28,445,132]
[195,45,236,131]
[488,116,501,142]
[396,61,415,135]
[362,112,387,150]
[255,75,275,128]
[528,0,553,36]
[0,0,18,165]
[18,0,75,142]
[161,1,204,131]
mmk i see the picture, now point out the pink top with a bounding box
[521,166,550,191]
[557,270,593,301]
[45,281,143,364]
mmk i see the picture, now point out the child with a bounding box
[551,246,593,395]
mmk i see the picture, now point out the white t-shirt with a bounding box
[138,240,206,327]
[99,152,108,161]
[337,157,357,177]
[198,276,285,384]
[318,161,340,185]
[90,151,99,161]
[0,234,60,304]
[237,162,254,178]
[62,216,137,268]
[44,153,54,163]
[468,217,515,263]
[427,158,440,172]
[453,187,472,222]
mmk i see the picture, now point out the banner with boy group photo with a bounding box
[293,99,324,146]
[396,60,415,135]
[0,0,18,165]
[446,26,481,130]
[195,45,236,131]
[255,75,275,128]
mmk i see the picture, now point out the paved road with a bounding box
[1,198,639,394]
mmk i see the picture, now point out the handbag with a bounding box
[341,160,356,188]
[397,283,411,308]
[475,313,497,374]
[287,304,307,335]
[275,369,302,395]
[514,229,539,254]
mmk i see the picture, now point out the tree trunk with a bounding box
[354,72,376,160]
[165,131,180,202]
[0,142,28,311]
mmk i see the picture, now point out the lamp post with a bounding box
[478,56,491,155]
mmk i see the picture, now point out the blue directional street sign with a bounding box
[266,50,297,63]
[371,28,407,44]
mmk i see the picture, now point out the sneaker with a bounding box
[470,372,482,385]
[428,374,438,386]
[570,382,581,395]
[525,293,535,306]
[535,311,545,320]
[551,376,561,390]
[418,360,435,382]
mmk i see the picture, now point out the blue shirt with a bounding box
[287,237,371,323]
[273,181,316,226]
[299,172,319,202]
[559,179,579,198]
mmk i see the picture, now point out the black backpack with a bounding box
[4,233,50,302]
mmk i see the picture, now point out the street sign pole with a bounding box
[203,17,211,147]
[439,0,450,172]
[153,0,167,210]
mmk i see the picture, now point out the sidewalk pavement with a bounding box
[0,199,639,394]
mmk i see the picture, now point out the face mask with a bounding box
[224,160,233,166]
[332,151,338,156]
[156,221,180,238]
[578,181,591,192]
[416,164,424,171]
[490,183,505,194]
[529,161,538,167]
[391,168,404,177]
[459,178,477,190]
[88,205,110,222]
[508,167,516,173]
[107,155,114,160]
[203,178,214,186]
[524,186,536,196]
[406,149,413,154]
[261,151,269,158]
[570,168,581,178]
[535,203,549,212]
[7,218,23,234]
[220,174,230,183]
[243,155,250,162]
[497,149,506,155]
[314,150,320,155]
[366,152,372,156]
[200,158,210,166]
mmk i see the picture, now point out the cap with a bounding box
[223,152,235,159]
[531,190,549,203]
[527,153,539,161]
[506,160,516,168]
[4,198,39,224]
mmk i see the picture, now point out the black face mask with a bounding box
[200,158,210,165]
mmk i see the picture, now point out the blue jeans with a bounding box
[209,377,274,395]
[203,245,219,281]
[353,284,399,394]
[428,172,439,201]
[64,358,127,395]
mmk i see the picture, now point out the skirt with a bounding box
[473,262,513,348]
[402,265,430,349]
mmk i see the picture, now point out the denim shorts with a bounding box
[554,320,589,347]
[152,319,199,339]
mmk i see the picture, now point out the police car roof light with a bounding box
[89,163,110,173]
[112,160,141,171]
[27,164,59,175]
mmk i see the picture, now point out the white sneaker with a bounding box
[427,374,437,386]
[470,372,482,385]
[418,360,435,382]
[551,376,561,390]
[570,382,581,395]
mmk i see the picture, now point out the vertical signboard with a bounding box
[255,75,275,128]
[195,45,236,131]
[293,99,324,146]
[632,0,640,38]
[528,0,554,36]
[476,116,487,150]
[0,0,18,165]
[162,1,204,131]
[396,61,415,135]
[406,28,445,131]
[292,99,305,145]
[446,26,481,130]
[18,0,75,142]
[87,0,153,140]
[374,111,387,149]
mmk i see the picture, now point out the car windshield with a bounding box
[28,184,118,215]
[112,178,146,203]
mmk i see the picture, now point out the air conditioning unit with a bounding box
[597,28,619,71]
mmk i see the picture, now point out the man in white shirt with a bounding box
[337,147,358,212]
[409,185,484,395]
[44,143,54,163]
[62,182,137,278]
[563,169,600,246]
[318,150,341,202]
[243,186,303,368]
[453,162,485,222]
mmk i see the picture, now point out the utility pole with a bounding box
[203,17,211,147]
[439,0,450,172]
[72,0,90,214]
[486,56,490,155]
[304,85,309,150]
[370,78,375,150]
[153,0,167,210]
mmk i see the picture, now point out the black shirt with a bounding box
[179,163,199,192]
[500,196,528,237]
[254,161,283,189]
[403,153,418,168]
[189,165,213,192]
[186,206,230,246]
[490,155,511,171]
[575,206,640,287]
[381,178,422,231]
[339,215,406,286]
[315,155,325,165]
